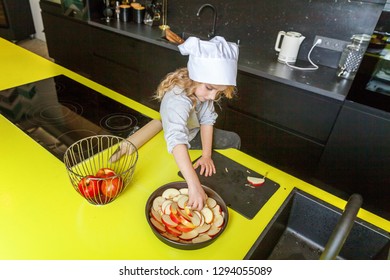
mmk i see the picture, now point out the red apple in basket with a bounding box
[78,175,100,198]
[101,177,124,198]
[96,167,116,178]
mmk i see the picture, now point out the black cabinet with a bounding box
[225,107,325,177]
[90,27,144,105]
[224,71,342,179]
[40,1,92,78]
[40,0,186,111]
[233,72,342,143]
[90,27,187,111]
[0,0,35,42]
[317,101,390,218]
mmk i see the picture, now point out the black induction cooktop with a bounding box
[0,75,152,161]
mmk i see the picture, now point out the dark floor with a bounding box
[16,38,51,61]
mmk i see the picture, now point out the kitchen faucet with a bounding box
[196,4,217,38]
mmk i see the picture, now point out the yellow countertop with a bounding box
[0,38,389,260]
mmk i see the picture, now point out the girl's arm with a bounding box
[172,144,207,211]
[193,124,216,177]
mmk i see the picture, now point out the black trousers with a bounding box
[189,128,241,150]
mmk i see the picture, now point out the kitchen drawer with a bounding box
[232,72,342,143]
[225,107,324,179]
[90,27,144,69]
[41,11,92,78]
[92,55,140,99]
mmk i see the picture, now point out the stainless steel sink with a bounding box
[245,188,390,260]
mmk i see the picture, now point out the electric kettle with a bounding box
[275,31,305,64]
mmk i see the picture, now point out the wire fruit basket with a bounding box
[63,135,138,205]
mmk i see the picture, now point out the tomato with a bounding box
[77,175,100,198]
[101,177,123,198]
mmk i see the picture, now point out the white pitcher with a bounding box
[275,31,305,64]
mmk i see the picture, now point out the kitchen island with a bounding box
[0,38,389,260]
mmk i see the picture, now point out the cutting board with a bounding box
[179,151,280,219]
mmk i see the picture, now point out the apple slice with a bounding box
[170,202,178,215]
[161,200,173,215]
[179,229,199,240]
[247,176,265,187]
[179,215,195,228]
[206,225,221,237]
[177,195,189,209]
[184,206,193,217]
[201,207,214,224]
[172,194,186,202]
[162,188,181,199]
[161,214,178,227]
[177,208,191,221]
[193,210,204,227]
[166,226,182,236]
[179,188,189,195]
[161,232,180,241]
[192,233,212,243]
[206,197,217,209]
[176,224,194,233]
[190,210,201,227]
[169,211,181,224]
[151,208,162,223]
[150,217,166,233]
[196,223,211,234]
[213,214,224,228]
[152,196,165,212]
[212,204,222,217]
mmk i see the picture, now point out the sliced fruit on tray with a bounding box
[149,187,226,244]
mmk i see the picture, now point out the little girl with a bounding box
[154,36,240,211]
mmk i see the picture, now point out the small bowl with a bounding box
[145,181,229,250]
[64,135,138,205]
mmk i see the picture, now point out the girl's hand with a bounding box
[172,144,208,211]
[187,183,207,211]
[194,156,216,177]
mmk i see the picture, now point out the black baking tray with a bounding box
[179,151,280,219]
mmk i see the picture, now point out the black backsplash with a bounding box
[165,0,386,68]
[91,0,386,68]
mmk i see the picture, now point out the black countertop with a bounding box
[89,19,352,101]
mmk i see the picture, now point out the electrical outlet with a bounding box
[314,36,349,52]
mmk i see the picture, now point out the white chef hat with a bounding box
[178,36,239,86]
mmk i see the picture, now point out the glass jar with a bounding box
[337,34,371,80]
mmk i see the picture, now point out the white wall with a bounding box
[29,0,46,41]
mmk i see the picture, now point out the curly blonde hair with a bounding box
[154,68,237,105]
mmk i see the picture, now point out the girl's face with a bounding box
[194,83,228,102]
